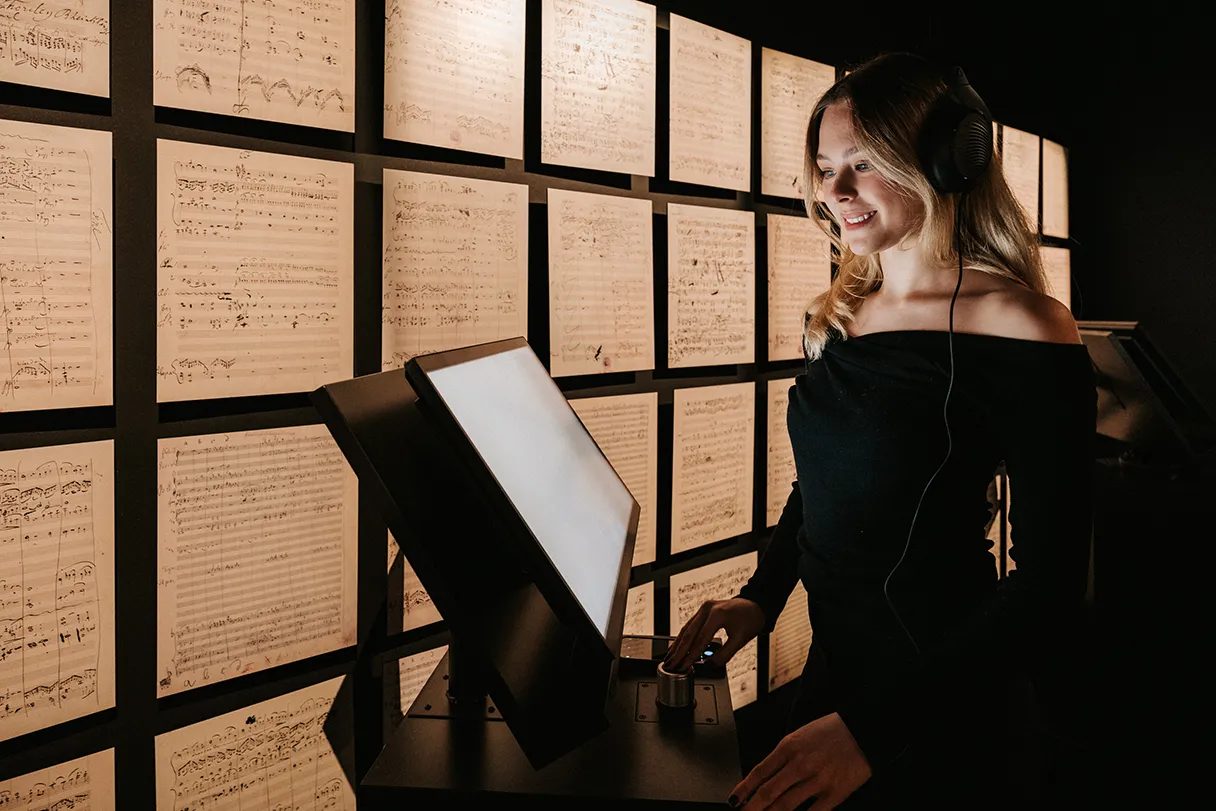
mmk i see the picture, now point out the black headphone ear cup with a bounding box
[918,69,993,194]
[952,110,993,188]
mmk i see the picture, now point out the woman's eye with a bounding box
[855,162,871,171]
[820,168,835,178]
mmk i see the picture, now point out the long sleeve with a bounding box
[837,347,1097,771]
[735,481,804,633]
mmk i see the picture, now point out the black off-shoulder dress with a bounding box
[737,329,1097,808]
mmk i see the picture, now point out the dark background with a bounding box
[1,0,1201,806]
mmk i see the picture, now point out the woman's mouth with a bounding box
[843,211,876,229]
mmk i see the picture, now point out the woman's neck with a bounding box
[875,242,959,304]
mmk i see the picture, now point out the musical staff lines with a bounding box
[153,0,355,131]
[155,426,357,697]
[381,170,528,369]
[155,139,353,401]
[0,0,109,96]
[0,118,113,412]
[155,675,354,810]
[0,440,115,743]
[0,749,115,811]
[384,0,525,157]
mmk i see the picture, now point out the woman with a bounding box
[664,53,1095,809]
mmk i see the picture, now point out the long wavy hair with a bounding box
[801,53,1045,360]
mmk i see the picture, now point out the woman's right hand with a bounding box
[664,597,767,672]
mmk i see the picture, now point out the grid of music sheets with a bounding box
[154,675,355,810]
[671,382,755,554]
[155,426,358,697]
[669,552,758,709]
[0,441,115,743]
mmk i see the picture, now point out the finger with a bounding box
[731,742,790,807]
[675,607,728,671]
[665,603,712,669]
[766,777,822,811]
[711,626,748,666]
[739,760,806,811]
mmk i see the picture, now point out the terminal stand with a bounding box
[360,648,742,810]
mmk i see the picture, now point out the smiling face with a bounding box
[815,102,922,256]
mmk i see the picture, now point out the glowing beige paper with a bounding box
[0,0,109,96]
[569,391,658,566]
[0,440,114,743]
[384,0,525,157]
[768,213,831,361]
[624,581,654,637]
[156,426,357,697]
[0,118,113,412]
[768,581,811,691]
[761,48,835,199]
[0,748,115,810]
[766,377,798,528]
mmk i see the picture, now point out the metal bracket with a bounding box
[634,681,719,725]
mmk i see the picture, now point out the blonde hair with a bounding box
[800,53,1046,360]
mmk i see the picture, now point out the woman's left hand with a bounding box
[729,712,872,810]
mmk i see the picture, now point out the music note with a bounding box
[539,0,656,175]
[0,0,109,96]
[155,426,357,697]
[760,48,835,200]
[0,118,113,412]
[155,676,354,810]
[155,139,354,402]
[669,552,758,709]
[152,0,355,131]
[671,382,755,554]
[381,170,528,369]
[667,203,756,368]
[569,392,658,566]
[767,213,831,362]
[0,440,115,743]
[547,188,655,377]
[0,749,115,810]
[384,0,524,157]
[668,14,751,191]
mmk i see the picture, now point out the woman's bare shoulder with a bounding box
[975,280,1082,344]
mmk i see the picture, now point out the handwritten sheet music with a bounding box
[0,0,109,96]
[155,139,354,401]
[768,213,830,361]
[381,170,528,368]
[0,749,115,811]
[547,188,654,376]
[623,581,653,637]
[155,675,355,810]
[768,581,810,691]
[569,392,657,566]
[761,48,835,199]
[152,0,355,131]
[384,0,525,158]
[766,377,797,528]
[671,382,754,554]
[540,0,656,176]
[1040,246,1071,310]
[382,645,446,739]
[986,474,1002,576]
[155,426,357,697]
[668,14,750,191]
[1041,138,1069,239]
[387,531,441,634]
[1000,124,1040,231]
[0,440,114,744]
[0,118,113,412]
[667,203,755,368]
[669,552,758,709]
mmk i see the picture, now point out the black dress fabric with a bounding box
[737,329,1096,808]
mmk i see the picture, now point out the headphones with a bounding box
[883,65,993,659]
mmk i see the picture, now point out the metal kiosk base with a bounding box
[360,650,742,810]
